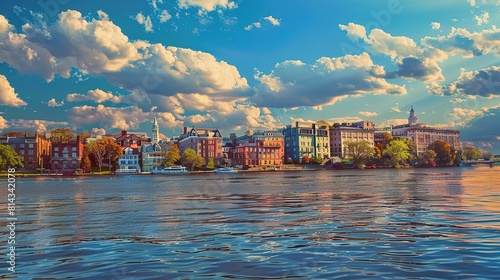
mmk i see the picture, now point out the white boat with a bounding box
[114,169,139,175]
[151,166,189,174]
[214,167,238,173]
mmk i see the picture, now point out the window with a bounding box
[28,150,34,156]
[29,144,34,148]
[72,152,77,158]
[20,150,25,156]
[54,147,59,152]
[72,147,77,151]
[20,144,25,149]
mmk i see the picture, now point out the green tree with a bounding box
[311,156,321,164]
[383,139,411,168]
[344,140,375,169]
[463,146,481,161]
[87,138,121,172]
[428,140,455,166]
[181,148,205,171]
[417,149,437,167]
[0,144,24,170]
[50,128,75,142]
[454,150,463,166]
[206,158,215,169]
[165,143,181,166]
[481,150,493,160]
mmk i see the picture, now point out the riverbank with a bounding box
[3,164,488,178]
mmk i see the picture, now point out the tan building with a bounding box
[329,121,375,158]
[392,107,461,154]
[0,133,51,172]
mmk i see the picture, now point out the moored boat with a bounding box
[214,167,238,173]
[151,166,189,174]
[114,169,139,175]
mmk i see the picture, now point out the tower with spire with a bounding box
[152,117,160,144]
[408,106,418,126]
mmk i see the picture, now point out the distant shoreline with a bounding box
[3,164,496,178]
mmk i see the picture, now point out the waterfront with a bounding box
[2,166,500,279]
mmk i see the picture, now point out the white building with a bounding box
[118,147,141,172]
[329,122,375,158]
[392,107,461,154]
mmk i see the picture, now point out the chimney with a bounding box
[121,130,127,136]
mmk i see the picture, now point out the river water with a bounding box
[2,166,499,279]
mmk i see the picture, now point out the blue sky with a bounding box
[0,0,499,152]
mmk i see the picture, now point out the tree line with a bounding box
[341,132,475,169]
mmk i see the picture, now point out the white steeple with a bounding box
[152,117,160,144]
[408,106,418,125]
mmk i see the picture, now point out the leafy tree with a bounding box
[87,138,121,172]
[206,158,215,169]
[81,155,91,173]
[402,138,416,154]
[344,140,375,169]
[428,140,455,166]
[165,143,181,166]
[383,139,411,168]
[0,144,24,170]
[50,128,75,142]
[377,132,393,152]
[78,131,92,143]
[374,145,382,157]
[313,156,323,164]
[3,131,25,137]
[454,150,462,166]
[302,154,310,164]
[181,148,205,171]
[463,146,481,161]
[417,149,437,167]
[481,150,493,161]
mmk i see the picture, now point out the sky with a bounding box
[0,0,499,153]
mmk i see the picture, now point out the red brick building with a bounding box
[112,130,150,147]
[50,135,84,174]
[234,130,284,169]
[178,127,223,162]
[0,133,51,171]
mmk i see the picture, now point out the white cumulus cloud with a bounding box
[264,16,280,26]
[359,111,379,117]
[431,22,441,30]
[47,98,64,107]
[178,0,237,12]
[135,12,153,32]
[0,75,27,107]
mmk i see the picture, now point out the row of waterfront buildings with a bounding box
[1,107,461,173]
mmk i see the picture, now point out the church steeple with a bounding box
[408,106,418,125]
[152,117,160,144]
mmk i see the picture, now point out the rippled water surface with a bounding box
[2,166,500,279]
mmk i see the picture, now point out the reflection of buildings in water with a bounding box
[458,167,500,213]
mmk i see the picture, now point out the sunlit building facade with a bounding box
[392,107,461,154]
[282,122,330,163]
[329,122,375,158]
[178,126,223,163]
